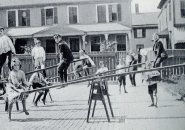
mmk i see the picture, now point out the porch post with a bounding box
[82,33,87,50]
[12,38,16,45]
[126,31,131,52]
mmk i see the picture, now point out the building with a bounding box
[158,0,185,49]
[0,0,132,54]
[132,12,159,51]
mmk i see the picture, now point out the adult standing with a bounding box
[137,48,142,64]
[53,34,74,83]
[152,33,167,68]
[129,54,137,86]
[0,26,16,78]
[31,38,47,77]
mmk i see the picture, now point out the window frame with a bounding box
[67,5,79,24]
[69,37,80,52]
[134,28,146,38]
[7,9,30,27]
[96,3,120,23]
[7,9,18,27]
[91,35,101,52]
[180,0,185,18]
[44,7,55,25]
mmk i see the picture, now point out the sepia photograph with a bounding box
[0,0,185,129]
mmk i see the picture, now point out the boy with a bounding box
[96,61,108,75]
[53,34,74,83]
[116,58,127,93]
[31,39,46,77]
[145,62,160,107]
[29,66,50,106]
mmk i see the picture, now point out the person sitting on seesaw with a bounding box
[96,61,108,76]
[29,66,51,106]
[79,49,95,76]
[6,57,30,121]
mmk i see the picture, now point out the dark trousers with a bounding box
[154,57,165,68]
[58,61,70,82]
[32,83,49,103]
[0,51,12,76]
[129,73,136,86]
[118,75,126,86]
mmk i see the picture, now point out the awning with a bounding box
[69,23,131,35]
[158,28,169,38]
[6,26,49,38]
[34,25,84,37]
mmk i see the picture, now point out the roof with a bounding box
[69,23,131,35]
[157,0,167,9]
[0,0,109,8]
[33,24,84,37]
[6,26,50,38]
[6,23,131,38]
[132,12,159,27]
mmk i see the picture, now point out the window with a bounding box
[8,9,30,27]
[108,4,121,22]
[8,10,16,27]
[15,39,27,54]
[41,7,58,26]
[97,4,121,23]
[18,10,30,26]
[68,6,78,24]
[91,36,100,51]
[117,35,126,51]
[181,1,185,18]
[69,38,80,52]
[134,28,146,38]
[46,39,56,53]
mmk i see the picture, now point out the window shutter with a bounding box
[134,29,137,38]
[41,8,45,26]
[54,7,58,24]
[108,5,112,22]
[18,10,22,26]
[26,10,30,26]
[142,29,146,38]
[117,4,122,21]
[97,5,106,23]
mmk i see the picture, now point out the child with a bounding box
[145,62,160,107]
[6,57,30,121]
[79,49,95,76]
[31,39,46,77]
[29,66,50,106]
[116,58,127,93]
[96,61,108,75]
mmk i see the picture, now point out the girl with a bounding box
[6,57,30,121]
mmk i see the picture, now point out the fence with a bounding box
[162,50,185,78]
[2,50,185,81]
[2,52,117,81]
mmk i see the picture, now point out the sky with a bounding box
[131,0,161,13]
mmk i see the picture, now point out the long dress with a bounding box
[6,70,29,103]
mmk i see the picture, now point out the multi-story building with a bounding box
[158,0,185,49]
[132,12,159,51]
[0,0,132,54]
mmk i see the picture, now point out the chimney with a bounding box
[135,3,139,14]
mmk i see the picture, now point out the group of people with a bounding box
[0,23,168,121]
